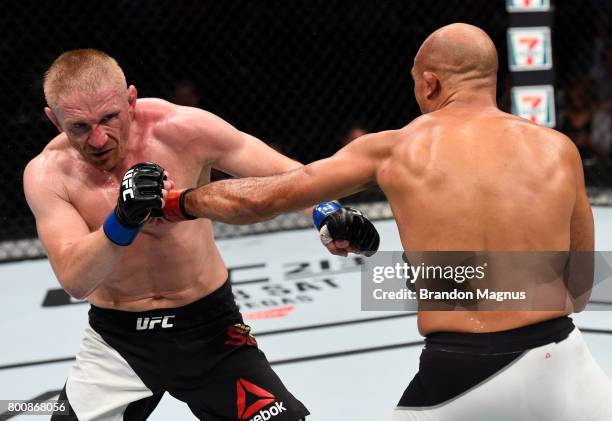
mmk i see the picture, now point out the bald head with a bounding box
[415,23,498,86]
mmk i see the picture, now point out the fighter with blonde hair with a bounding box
[24,49,379,420]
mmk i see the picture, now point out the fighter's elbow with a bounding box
[56,271,91,300]
[59,280,90,300]
[67,289,89,301]
[570,302,587,314]
[570,293,591,313]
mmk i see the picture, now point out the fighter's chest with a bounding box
[70,178,124,230]
[67,152,206,231]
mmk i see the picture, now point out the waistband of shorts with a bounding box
[89,279,237,330]
[424,316,575,355]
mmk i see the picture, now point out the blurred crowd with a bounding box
[559,42,612,166]
[7,0,612,247]
[556,4,612,185]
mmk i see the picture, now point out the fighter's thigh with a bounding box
[172,345,309,421]
[53,324,162,420]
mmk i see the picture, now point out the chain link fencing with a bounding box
[1,0,612,261]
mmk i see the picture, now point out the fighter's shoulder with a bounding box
[404,113,436,129]
[396,114,437,140]
[342,120,431,161]
[344,127,405,158]
[504,113,580,164]
[373,114,436,151]
[144,98,230,143]
[24,135,72,200]
[136,98,180,133]
[545,126,582,167]
[513,115,576,153]
[25,133,73,177]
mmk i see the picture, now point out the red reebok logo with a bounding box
[236,378,276,419]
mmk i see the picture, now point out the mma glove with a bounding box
[103,162,166,246]
[313,202,380,256]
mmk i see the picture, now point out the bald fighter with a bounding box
[24,49,379,420]
[174,24,612,420]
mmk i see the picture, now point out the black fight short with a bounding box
[51,280,309,421]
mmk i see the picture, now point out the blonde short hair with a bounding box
[43,49,127,108]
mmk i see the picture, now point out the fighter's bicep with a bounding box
[294,146,378,202]
[24,174,91,262]
[214,131,301,177]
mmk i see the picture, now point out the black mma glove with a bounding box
[312,202,380,256]
[103,162,165,246]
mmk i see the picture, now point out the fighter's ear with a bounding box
[423,71,441,100]
[44,107,63,133]
[127,85,138,108]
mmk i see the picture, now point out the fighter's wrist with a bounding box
[163,189,197,222]
[312,202,342,230]
[103,209,142,246]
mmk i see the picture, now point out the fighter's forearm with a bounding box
[185,167,325,224]
[51,229,124,299]
[184,177,286,224]
[185,153,371,224]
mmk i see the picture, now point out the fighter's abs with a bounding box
[86,224,228,311]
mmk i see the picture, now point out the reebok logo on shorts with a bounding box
[135,315,175,330]
[236,378,286,420]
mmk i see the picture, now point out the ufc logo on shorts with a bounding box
[122,169,135,201]
[136,315,175,330]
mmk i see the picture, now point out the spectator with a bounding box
[171,80,202,107]
[339,122,368,149]
[560,76,610,164]
[592,108,612,160]
[592,42,612,112]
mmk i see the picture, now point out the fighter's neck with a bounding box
[438,90,498,111]
[113,127,145,175]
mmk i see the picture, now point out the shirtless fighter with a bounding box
[173,24,612,420]
[23,49,379,420]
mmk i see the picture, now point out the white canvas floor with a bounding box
[1,208,612,420]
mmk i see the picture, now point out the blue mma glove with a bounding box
[313,202,380,256]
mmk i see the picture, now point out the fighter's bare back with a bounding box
[376,103,587,334]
